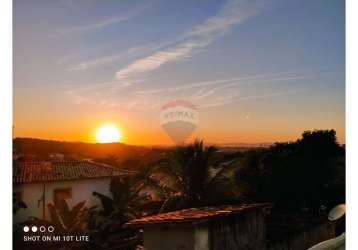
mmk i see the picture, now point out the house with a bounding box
[13,160,133,223]
[128,203,272,250]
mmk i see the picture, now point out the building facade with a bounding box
[128,203,272,250]
[13,160,132,223]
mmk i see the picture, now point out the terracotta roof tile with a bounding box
[13,160,133,183]
[128,203,272,227]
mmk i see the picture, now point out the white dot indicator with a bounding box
[48,226,54,233]
[31,226,38,232]
[23,226,29,232]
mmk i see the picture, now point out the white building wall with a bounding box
[194,227,209,250]
[144,227,196,250]
[143,226,209,250]
[14,177,112,224]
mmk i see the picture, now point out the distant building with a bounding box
[13,160,133,223]
[128,203,272,250]
[49,153,65,160]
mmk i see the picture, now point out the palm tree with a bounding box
[91,177,143,222]
[89,177,146,250]
[47,200,94,233]
[147,140,242,211]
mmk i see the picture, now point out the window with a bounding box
[53,188,72,204]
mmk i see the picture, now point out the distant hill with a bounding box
[13,138,168,168]
[208,142,272,152]
[211,142,272,148]
[12,138,268,169]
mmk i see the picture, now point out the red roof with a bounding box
[13,160,133,183]
[128,203,272,227]
[161,100,197,110]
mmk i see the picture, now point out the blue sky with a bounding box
[13,0,345,144]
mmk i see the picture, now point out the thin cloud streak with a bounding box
[59,16,130,35]
[66,70,322,111]
[199,90,302,108]
[189,73,321,102]
[115,0,271,82]
[65,39,180,71]
[58,5,149,35]
[67,46,152,71]
[134,71,312,95]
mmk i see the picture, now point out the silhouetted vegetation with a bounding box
[47,200,95,233]
[235,129,345,211]
[88,177,147,250]
[142,140,243,211]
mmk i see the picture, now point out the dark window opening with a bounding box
[53,188,72,204]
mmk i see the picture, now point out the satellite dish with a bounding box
[328,204,346,221]
[307,232,345,250]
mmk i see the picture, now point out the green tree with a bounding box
[47,200,94,233]
[147,140,242,211]
[88,177,146,250]
[236,129,345,211]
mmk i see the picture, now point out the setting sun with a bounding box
[96,125,122,143]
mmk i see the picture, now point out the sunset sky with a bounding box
[13,0,345,145]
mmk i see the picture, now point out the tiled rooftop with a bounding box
[128,203,272,227]
[13,160,133,183]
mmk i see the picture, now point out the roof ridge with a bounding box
[128,203,272,227]
[13,160,133,183]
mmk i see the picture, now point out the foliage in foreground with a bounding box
[142,140,244,211]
